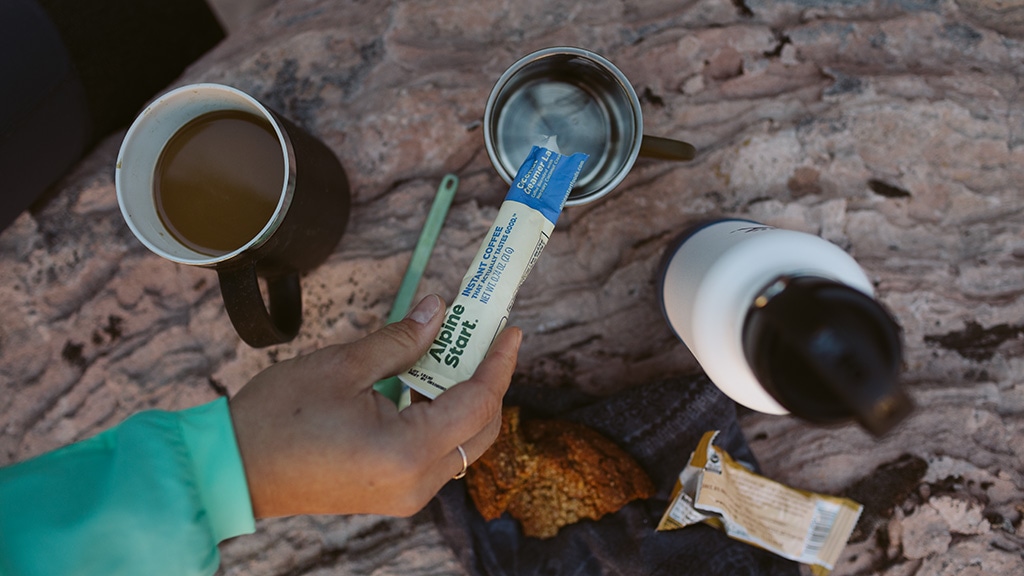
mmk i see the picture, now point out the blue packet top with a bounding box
[504,146,588,225]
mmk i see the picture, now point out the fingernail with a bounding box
[407,294,441,325]
[510,327,523,352]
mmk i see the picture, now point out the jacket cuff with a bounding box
[178,397,256,542]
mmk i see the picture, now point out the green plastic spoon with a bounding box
[373,174,459,406]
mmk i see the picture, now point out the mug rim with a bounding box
[115,83,296,266]
[483,46,643,206]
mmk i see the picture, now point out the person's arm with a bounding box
[229,293,522,518]
[0,397,255,576]
[0,294,521,574]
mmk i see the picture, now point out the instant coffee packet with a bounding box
[399,143,587,398]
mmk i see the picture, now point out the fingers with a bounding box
[401,327,521,487]
[396,405,504,512]
[428,326,521,444]
[448,408,502,477]
[341,294,445,385]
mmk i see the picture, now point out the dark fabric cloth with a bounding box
[0,0,90,233]
[430,376,801,576]
[34,0,225,140]
[0,0,224,233]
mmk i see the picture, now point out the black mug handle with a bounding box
[218,264,302,347]
[640,135,696,161]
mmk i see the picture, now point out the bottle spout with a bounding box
[743,276,913,436]
[855,388,914,436]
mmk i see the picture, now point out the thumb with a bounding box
[345,294,445,383]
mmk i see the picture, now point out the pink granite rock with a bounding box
[2,0,1023,574]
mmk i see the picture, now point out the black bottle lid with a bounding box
[742,276,913,436]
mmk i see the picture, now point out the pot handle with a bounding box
[218,264,302,347]
[640,135,696,161]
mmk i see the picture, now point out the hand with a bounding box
[229,294,522,518]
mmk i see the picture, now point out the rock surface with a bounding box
[2,0,1024,574]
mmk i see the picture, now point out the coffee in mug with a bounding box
[154,110,285,256]
[117,83,350,347]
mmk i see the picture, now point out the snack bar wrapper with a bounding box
[399,145,587,398]
[657,430,863,575]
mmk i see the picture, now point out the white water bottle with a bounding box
[658,219,912,436]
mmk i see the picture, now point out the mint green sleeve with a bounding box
[0,397,256,576]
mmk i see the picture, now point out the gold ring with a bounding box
[453,444,468,480]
